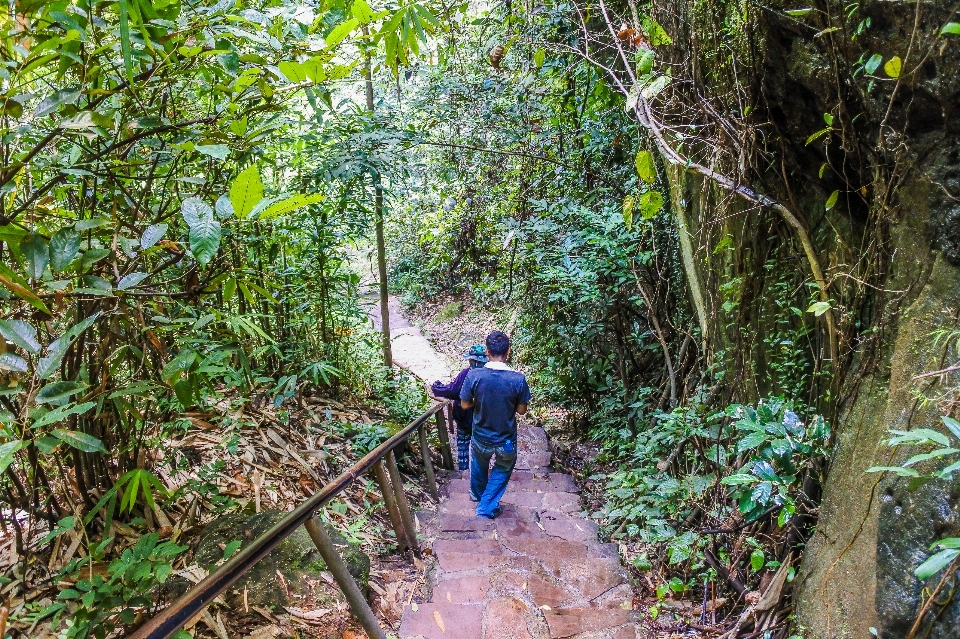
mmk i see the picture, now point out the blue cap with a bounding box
[465,344,488,362]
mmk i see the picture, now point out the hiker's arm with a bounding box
[461,399,475,409]
[516,403,528,415]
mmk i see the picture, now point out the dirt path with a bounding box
[359,261,453,385]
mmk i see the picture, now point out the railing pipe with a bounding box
[385,450,419,554]
[418,424,439,499]
[372,458,410,551]
[127,401,449,639]
[303,517,387,639]
[434,408,454,470]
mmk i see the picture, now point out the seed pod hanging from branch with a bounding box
[488,44,505,69]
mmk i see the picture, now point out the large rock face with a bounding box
[194,509,370,608]
[653,0,960,636]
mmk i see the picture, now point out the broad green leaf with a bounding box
[635,49,654,77]
[884,56,902,78]
[34,87,81,117]
[119,0,133,81]
[641,16,672,45]
[50,228,81,272]
[52,428,108,454]
[942,416,960,440]
[117,271,149,290]
[720,473,758,485]
[182,198,213,228]
[785,7,812,16]
[807,301,831,316]
[635,150,657,183]
[865,465,920,477]
[22,234,50,280]
[903,448,958,467]
[738,430,768,452]
[79,248,111,270]
[915,548,959,580]
[0,440,26,474]
[641,75,670,100]
[278,61,309,83]
[639,191,663,219]
[622,195,635,230]
[534,48,545,68]
[257,193,325,220]
[0,353,28,373]
[942,23,960,36]
[230,165,264,219]
[36,314,100,380]
[864,54,883,75]
[189,217,221,266]
[195,144,230,160]
[0,318,40,353]
[825,190,839,210]
[889,428,951,447]
[805,128,831,146]
[37,381,86,404]
[937,460,960,480]
[932,538,960,550]
[74,218,111,231]
[751,549,765,572]
[326,18,359,49]
[141,223,168,249]
[352,0,373,24]
[215,195,235,220]
[32,402,96,429]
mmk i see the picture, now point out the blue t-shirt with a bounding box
[460,363,532,446]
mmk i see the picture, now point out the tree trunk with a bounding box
[365,30,393,368]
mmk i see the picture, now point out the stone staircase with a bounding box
[399,425,639,639]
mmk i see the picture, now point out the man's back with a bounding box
[460,363,531,446]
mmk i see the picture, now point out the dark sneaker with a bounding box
[469,491,480,502]
[477,506,503,520]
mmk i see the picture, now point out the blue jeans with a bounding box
[470,437,516,518]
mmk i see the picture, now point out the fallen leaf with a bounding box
[433,609,446,632]
[284,606,331,624]
[243,624,282,639]
[540,605,551,611]
[411,602,418,611]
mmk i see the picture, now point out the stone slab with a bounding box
[433,574,491,603]
[399,602,483,639]
[440,513,494,533]
[540,556,625,600]
[529,572,579,609]
[542,608,634,638]
[540,512,598,543]
[500,538,589,561]
[485,597,534,639]
[541,492,581,514]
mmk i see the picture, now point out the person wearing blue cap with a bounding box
[431,345,488,471]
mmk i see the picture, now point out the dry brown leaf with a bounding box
[433,609,445,633]
[284,606,332,624]
[243,624,282,639]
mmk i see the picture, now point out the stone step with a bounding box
[399,602,483,639]
[542,607,637,639]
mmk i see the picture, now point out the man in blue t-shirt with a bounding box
[460,331,532,519]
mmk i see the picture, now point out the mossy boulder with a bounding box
[194,509,370,608]
[435,301,462,322]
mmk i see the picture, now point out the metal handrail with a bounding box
[127,400,454,639]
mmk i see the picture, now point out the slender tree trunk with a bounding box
[364,32,393,368]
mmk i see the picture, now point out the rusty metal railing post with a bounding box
[385,450,419,554]
[304,517,387,639]
[418,424,439,500]
[372,459,410,551]
[434,408,454,470]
